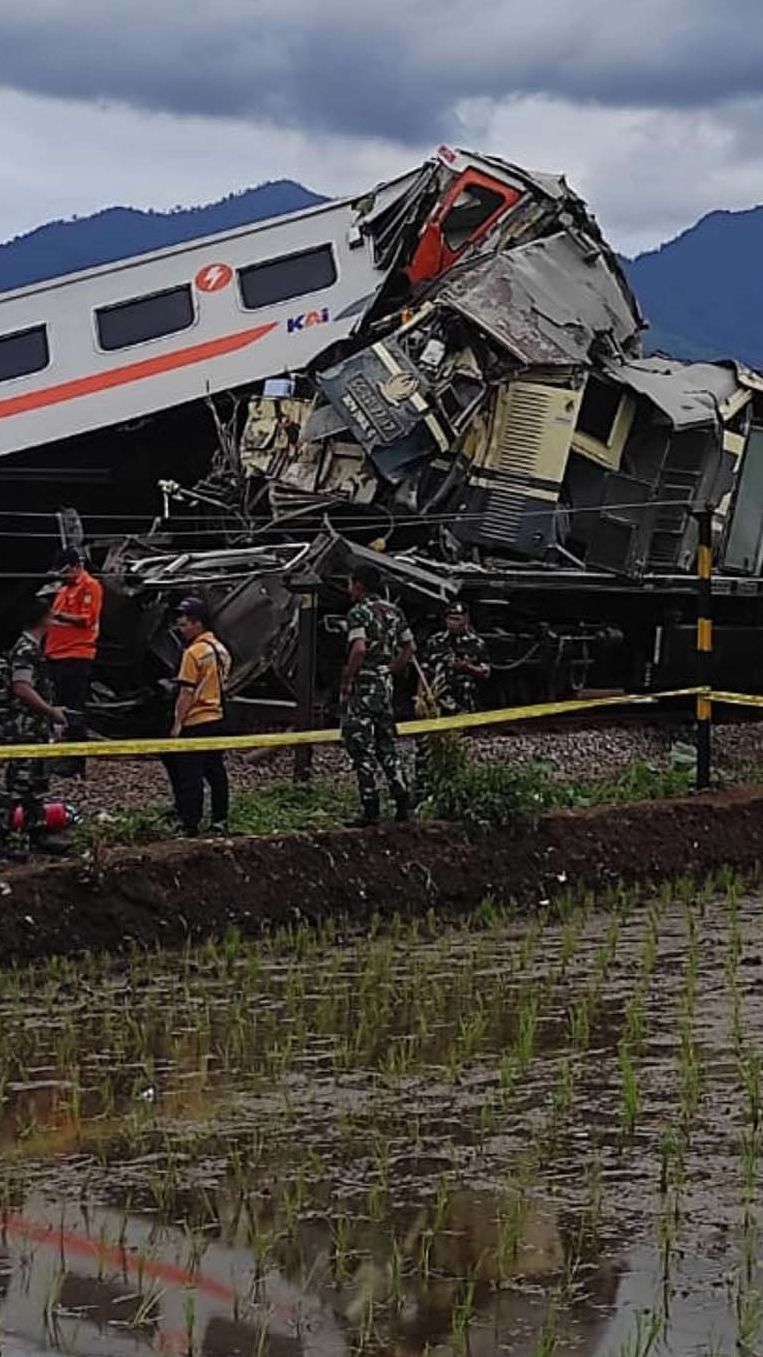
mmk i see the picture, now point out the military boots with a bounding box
[347,793,380,828]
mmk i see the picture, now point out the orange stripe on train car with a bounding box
[0,322,279,419]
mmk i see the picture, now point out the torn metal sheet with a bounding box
[441,232,641,368]
[601,357,743,428]
[99,540,313,702]
[317,340,452,470]
[301,402,350,444]
[330,536,461,606]
[240,395,305,475]
[358,162,442,274]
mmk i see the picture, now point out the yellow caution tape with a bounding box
[0,728,341,761]
[0,687,704,760]
[399,687,703,735]
[706,690,763,709]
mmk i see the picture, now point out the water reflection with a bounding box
[0,896,757,1356]
[588,1244,738,1357]
[0,1189,629,1357]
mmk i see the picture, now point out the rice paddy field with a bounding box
[0,871,762,1357]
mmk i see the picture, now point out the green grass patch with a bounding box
[553,759,695,809]
[75,780,355,848]
[230,782,354,836]
[73,747,696,849]
[419,727,695,830]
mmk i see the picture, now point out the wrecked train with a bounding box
[4,147,763,718]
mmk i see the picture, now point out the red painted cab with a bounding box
[407,169,523,286]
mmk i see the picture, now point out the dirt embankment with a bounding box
[1,786,763,964]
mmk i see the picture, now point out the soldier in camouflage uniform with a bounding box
[340,563,414,826]
[414,603,491,803]
[420,602,491,714]
[1,598,67,857]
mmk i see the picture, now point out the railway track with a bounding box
[483,692,763,739]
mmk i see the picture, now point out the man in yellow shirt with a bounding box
[163,597,232,837]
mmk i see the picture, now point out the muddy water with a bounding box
[0,885,759,1356]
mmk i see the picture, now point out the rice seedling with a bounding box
[584,1149,603,1240]
[447,1274,476,1354]
[457,1006,490,1062]
[356,1291,377,1352]
[364,1180,384,1221]
[389,1232,405,1315]
[618,1039,640,1138]
[568,994,592,1052]
[678,1010,702,1132]
[614,1308,664,1357]
[330,1213,352,1284]
[550,1055,574,1124]
[740,1053,762,1136]
[514,994,539,1076]
[532,1301,558,1357]
[183,1287,198,1357]
[130,1286,165,1329]
[735,1286,762,1357]
[496,1185,529,1277]
[622,993,646,1055]
[498,1049,515,1106]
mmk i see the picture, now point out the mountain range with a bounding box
[622,207,763,368]
[0,182,761,369]
[0,181,325,295]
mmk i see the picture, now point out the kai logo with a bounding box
[287,307,330,334]
[195,263,233,293]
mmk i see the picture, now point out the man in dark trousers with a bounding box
[420,601,491,714]
[163,597,231,837]
[46,548,103,777]
[414,602,491,804]
[340,563,414,825]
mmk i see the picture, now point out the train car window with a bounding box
[441,184,505,252]
[238,245,337,310]
[576,375,622,444]
[0,324,49,382]
[96,285,194,351]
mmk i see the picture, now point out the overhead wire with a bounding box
[0,498,709,540]
[0,498,710,524]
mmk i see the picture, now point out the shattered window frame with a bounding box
[0,324,49,382]
[95,285,196,352]
[441,183,507,253]
[237,245,337,311]
[576,375,624,445]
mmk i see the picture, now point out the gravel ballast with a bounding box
[49,717,763,818]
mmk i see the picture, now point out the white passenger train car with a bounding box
[0,146,573,484]
[0,184,406,461]
[0,148,548,468]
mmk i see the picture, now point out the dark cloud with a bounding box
[1,0,762,142]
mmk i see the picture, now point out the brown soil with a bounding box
[1,786,763,964]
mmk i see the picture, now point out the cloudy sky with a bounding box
[1,0,762,256]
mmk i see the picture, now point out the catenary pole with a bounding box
[695,505,713,791]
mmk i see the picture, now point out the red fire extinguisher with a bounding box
[9,801,78,833]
